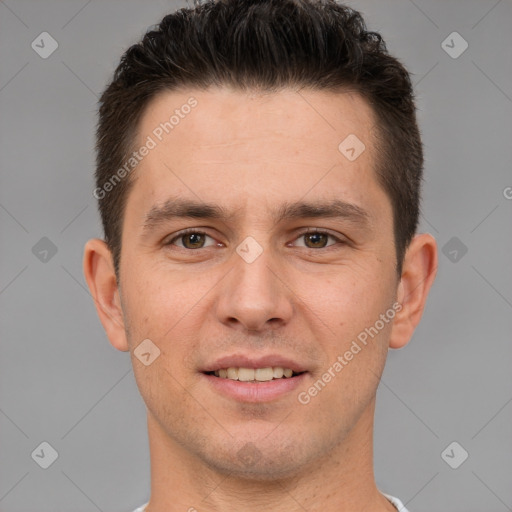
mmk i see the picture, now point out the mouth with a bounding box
[201,359,309,402]
[201,354,310,402]
[204,367,306,382]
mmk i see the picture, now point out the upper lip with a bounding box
[201,354,308,373]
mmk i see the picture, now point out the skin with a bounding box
[84,87,437,512]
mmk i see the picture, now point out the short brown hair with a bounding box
[95,0,423,278]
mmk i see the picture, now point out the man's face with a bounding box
[119,87,399,478]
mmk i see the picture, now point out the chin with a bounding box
[199,439,312,482]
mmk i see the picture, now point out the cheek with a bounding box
[317,267,393,328]
[122,264,182,331]
[121,265,208,377]
[304,263,396,386]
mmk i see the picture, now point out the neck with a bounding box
[144,398,395,512]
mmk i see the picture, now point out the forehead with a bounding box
[126,86,387,224]
[136,86,377,159]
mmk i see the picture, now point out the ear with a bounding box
[389,233,438,349]
[83,238,129,352]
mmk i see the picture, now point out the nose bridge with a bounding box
[217,235,292,331]
[235,240,275,295]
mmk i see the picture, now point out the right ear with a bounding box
[83,238,129,352]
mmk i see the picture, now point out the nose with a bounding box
[214,241,294,333]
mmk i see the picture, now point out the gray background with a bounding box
[1,0,511,510]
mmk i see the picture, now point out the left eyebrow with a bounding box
[141,197,370,234]
[273,199,370,226]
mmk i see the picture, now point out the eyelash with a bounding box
[164,228,346,250]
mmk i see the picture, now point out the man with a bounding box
[83,0,437,510]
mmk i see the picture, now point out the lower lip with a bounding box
[202,372,308,402]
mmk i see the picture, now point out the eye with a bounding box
[164,228,345,251]
[165,229,218,249]
[292,229,344,249]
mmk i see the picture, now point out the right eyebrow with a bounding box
[142,198,240,234]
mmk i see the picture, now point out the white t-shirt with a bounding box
[133,492,409,511]
[382,493,410,511]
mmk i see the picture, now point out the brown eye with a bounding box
[292,230,341,249]
[304,232,329,248]
[166,230,216,249]
[181,232,206,249]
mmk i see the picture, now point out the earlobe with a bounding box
[83,238,129,352]
[389,233,438,349]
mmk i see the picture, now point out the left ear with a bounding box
[389,233,438,349]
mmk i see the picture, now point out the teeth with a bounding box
[212,366,299,381]
[238,368,255,381]
[255,367,274,381]
[273,367,284,378]
[227,367,238,379]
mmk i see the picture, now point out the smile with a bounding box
[202,369,308,402]
[207,366,304,382]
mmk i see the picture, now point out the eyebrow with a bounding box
[142,197,370,233]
